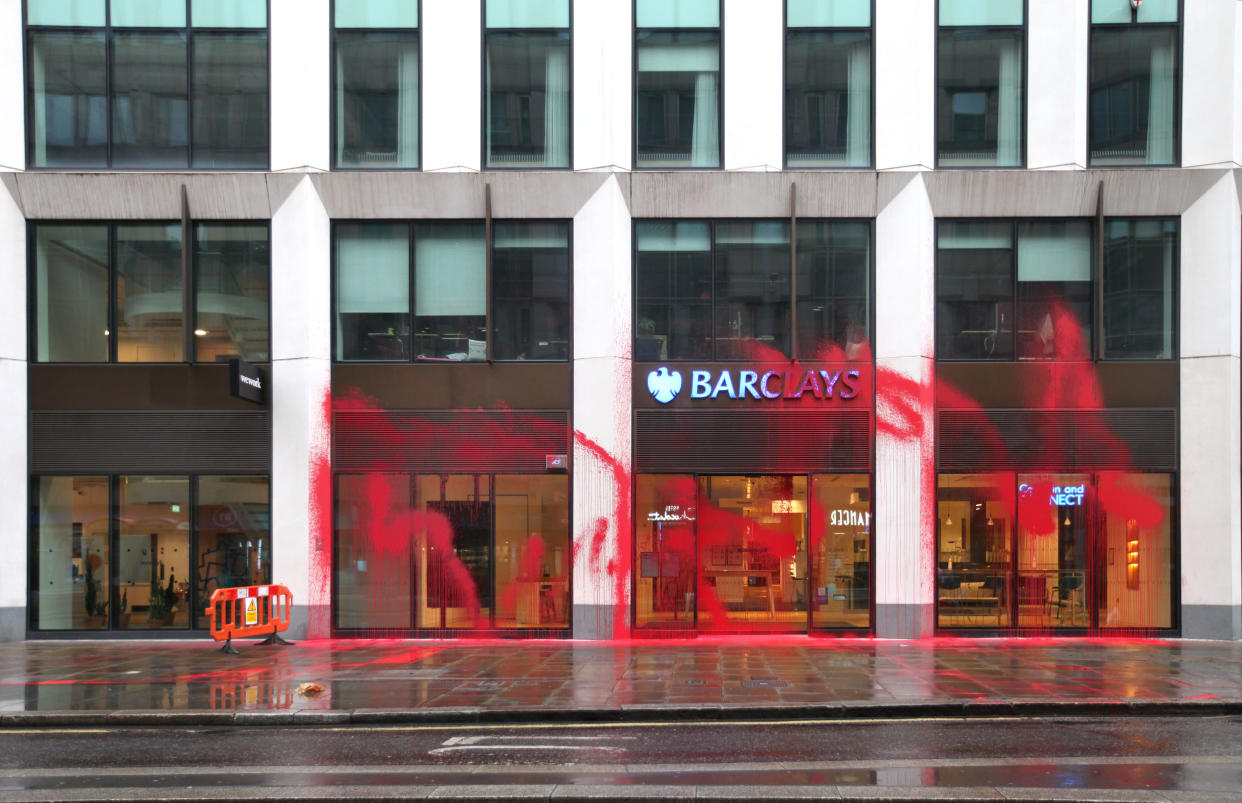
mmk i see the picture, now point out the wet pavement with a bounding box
[3,637,1242,722]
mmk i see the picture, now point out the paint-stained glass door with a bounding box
[1016,473,1092,630]
[416,475,491,629]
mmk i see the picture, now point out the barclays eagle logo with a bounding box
[647,366,682,404]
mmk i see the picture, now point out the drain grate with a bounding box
[740,679,788,688]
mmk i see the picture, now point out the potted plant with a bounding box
[82,553,108,629]
[635,318,664,361]
[147,571,179,627]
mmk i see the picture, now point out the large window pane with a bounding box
[194,224,270,363]
[786,30,870,167]
[1016,221,1092,360]
[939,0,1023,26]
[335,223,411,361]
[797,221,870,360]
[494,475,569,629]
[937,474,1013,629]
[1092,0,1178,24]
[810,474,870,629]
[191,32,269,168]
[413,223,485,360]
[486,32,570,168]
[195,476,270,629]
[336,474,413,630]
[416,474,491,629]
[635,474,698,630]
[116,224,183,362]
[34,224,109,363]
[636,0,719,28]
[492,222,570,361]
[1103,219,1176,359]
[34,477,109,631]
[936,221,1014,359]
[111,32,189,168]
[192,0,267,28]
[1098,472,1173,629]
[787,0,869,28]
[486,0,568,29]
[636,31,720,168]
[635,222,712,361]
[336,0,419,28]
[27,0,105,26]
[937,28,1023,166]
[111,0,186,27]
[714,222,791,360]
[28,30,108,168]
[1090,26,1177,165]
[117,476,190,630]
[335,31,420,169]
[1016,473,1092,629]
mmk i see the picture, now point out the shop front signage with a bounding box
[646,366,863,405]
[1019,482,1086,507]
[229,358,267,405]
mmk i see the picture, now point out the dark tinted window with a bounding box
[785,30,871,167]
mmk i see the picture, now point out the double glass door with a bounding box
[937,472,1174,631]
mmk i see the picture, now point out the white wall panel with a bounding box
[0,183,25,634]
[1180,174,1241,359]
[1028,0,1088,169]
[270,0,330,171]
[875,0,934,170]
[0,0,24,170]
[723,0,782,170]
[423,0,482,171]
[573,0,632,170]
[1183,0,1240,167]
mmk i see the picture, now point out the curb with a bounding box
[3,698,1241,728]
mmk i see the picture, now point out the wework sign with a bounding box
[229,359,267,405]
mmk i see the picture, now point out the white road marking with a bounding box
[431,734,636,755]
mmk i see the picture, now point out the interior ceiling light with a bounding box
[194,329,208,336]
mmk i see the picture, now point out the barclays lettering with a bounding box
[686,368,861,401]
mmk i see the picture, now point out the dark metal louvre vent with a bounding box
[938,409,1176,471]
[31,411,270,473]
[335,410,569,473]
[635,410,872,473]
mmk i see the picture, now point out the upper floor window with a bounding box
[333,0,420,169]
[935,218,1176,361]
[635,219,871,361]
[25,0,269,169]
[785,0,872,168]
[485,0,571,169]
[32,221,270,363]
[333,220,571,362]
[634,0,721,169]
[1089,0,1179,166]
[936,0,1024,167]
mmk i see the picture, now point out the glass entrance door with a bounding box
[416,474,491,630]
[1015,473,1091,629]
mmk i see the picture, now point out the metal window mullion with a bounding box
[187,30,195,167]
[408,222,416,362]
[108,226,117,362]
[790,183,798,361]
[188,475,199,629]
[108,474,119,631]
[485,184,494,364]
[1095,182,1105,361]
[181,185,193,363]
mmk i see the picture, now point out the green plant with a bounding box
[148,571,179,622]
[83,554,108,618]
[638,318,656,336]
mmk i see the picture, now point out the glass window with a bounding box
[1089,25,1178,166]
[26,5,269,169]
[634,474,698,630]
[1102,218,1176,359]
[787,0,869,28]
[937,26,1024,167]
[939,0,1023,26]
[1097,472,1173,629]
[494,474,569,629]
[810,474,871,629]
[635,221,713,361]
[487,0,568,29]
[714,222,791,360]
[335,31,420,169]
[336,0,419,28]
[636,0,719,28]
[194,224,270,363]
[336,474,413,630]
[797,220,871,360]
[635,30,720,168]
[785,30,871,168]
[116,476,190,630]
[33,476,109,631]
[194,476,270,629]
[493,222,570,361]
[27,30,108,168]
[485,31,571,168]
[34,225,110,363]
[414,222,486,360]
[1091,0,1178,25]
[115,224,184,363]
[335,223,411,361]
[1016,220,1092,360]
[416,474,492,629]
[937,473,1013,629]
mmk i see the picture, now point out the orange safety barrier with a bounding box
[205,585,295,655]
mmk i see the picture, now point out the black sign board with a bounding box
[229,359,267,405]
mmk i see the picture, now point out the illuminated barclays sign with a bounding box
[646,366,862,404]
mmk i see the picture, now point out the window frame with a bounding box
[933,0,1028,169]
[631,0,725,171]
[329,218,575,364]
[27,219,272,365]
[23,0,272,171]
[480,0,574,171]
[632,217,876,363]
[933,216,1179,363]
[781,0,876,170]
[329,0,423,171]
[1086,0,1183,168]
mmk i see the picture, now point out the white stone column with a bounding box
[1182,0,1241,168]
[270,0,330,171]
[571,175,632,639]
[0,0,24,171]
[1027,0,1088,169]
[270,177,332,639]
[874,0,935,170]
[422,0,482,171]
[0,179,25,640]
[722,0,782,170]
[874,174,936,638]
[573,0,632,170]
[1179,173,1242,639]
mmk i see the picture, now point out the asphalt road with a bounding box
[2,715,1241,801]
